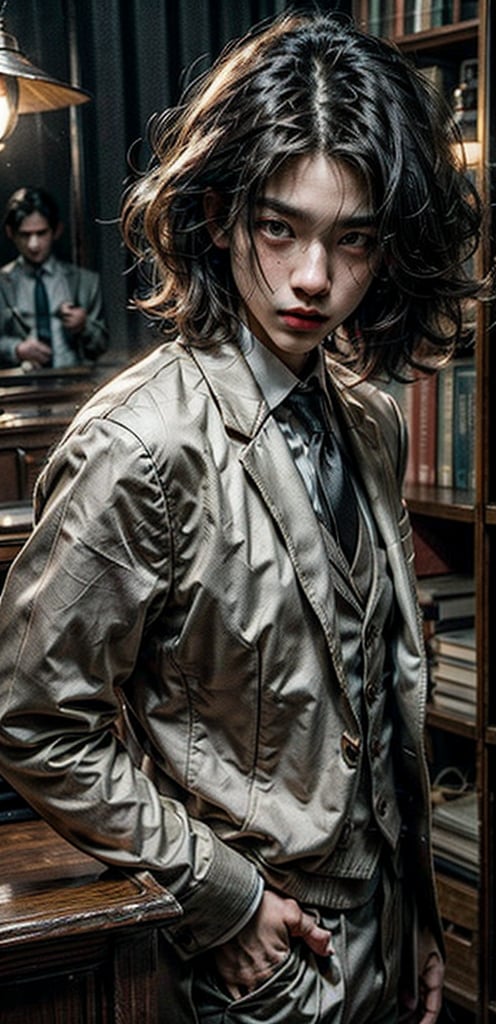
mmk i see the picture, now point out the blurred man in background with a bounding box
[0,186,108,369]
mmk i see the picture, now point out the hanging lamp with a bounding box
[0,1,90,144]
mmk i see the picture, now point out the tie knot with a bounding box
[285,385,327,437]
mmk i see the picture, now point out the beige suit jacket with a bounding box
[0,337,442,958]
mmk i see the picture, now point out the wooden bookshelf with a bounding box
[354,2,493,1020]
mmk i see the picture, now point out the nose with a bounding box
[27,234,40,252]
[291,240,331,297]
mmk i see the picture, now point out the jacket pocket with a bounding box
[193,943,345,1023]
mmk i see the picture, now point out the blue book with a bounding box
[453,362,476,491]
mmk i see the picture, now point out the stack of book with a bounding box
[429,626,476,720]
[431,791,479,881]
[417,573,475,633]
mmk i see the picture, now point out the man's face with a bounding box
[210,153,380,376]
[7,212,56,266]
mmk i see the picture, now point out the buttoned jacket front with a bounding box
[0,336,442,957]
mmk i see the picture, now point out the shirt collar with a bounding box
[18,254,57,277]
[238,323,329,412]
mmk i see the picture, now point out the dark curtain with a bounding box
[0,0,352,360]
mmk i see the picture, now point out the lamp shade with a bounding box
[0,21,90,140]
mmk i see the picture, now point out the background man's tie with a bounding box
[34,268,52,351]
[285,385,359,564]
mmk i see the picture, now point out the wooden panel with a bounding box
[0,452,18,503]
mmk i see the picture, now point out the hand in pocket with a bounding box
[213,889,333,999]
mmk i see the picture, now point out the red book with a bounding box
[417,373,437,486]
[404,379,420,485]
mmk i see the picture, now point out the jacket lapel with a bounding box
[60,263,80,305]
[189,341,423,677]
[329,368,423,647]
[0,268,21,317]
[188,341,349,685]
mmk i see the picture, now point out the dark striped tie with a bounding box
[285,385,359,564]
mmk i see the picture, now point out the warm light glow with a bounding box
[0,71,18,141]
[453,139,482,168]
[461,140,482,167]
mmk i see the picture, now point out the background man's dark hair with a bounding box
[3,187,60,233]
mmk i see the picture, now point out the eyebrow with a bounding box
[257,196,376,229]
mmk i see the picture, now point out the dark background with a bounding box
[0,0,352,359]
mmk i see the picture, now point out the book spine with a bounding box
[453,363,476,490]
[404,380,420,485]
[368,0,381,34]
[418,374,437,485]
[437,364,454,487]
[404,0,416,33]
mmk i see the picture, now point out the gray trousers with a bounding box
[158,853,405,1024]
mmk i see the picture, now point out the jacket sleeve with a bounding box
[68,267,109,361]
[0,414,261,955]
[0,278,25,367]
[0,332,22,367]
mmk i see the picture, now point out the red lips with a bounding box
[279,307,328,331]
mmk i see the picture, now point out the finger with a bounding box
[289,910,334,956]
[226,984,243,1000]
[34,341,52,356]
[418,961,443,1024]
[421,984,443,1018]
[418,1009,441,1024]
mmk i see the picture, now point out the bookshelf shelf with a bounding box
[354,2,494,1020]
[404,483,475,520]
[484,726,496,747]
[398,19,478,51]
[427,704,477,739]
[484,506,496,526]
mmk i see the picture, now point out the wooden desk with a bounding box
[0,365,117,561]
[0,501,32,572]
[0,368,99,505]
[0,819,180,1023]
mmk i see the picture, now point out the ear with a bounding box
[54,222,64,241]
[5,225,13,242]
[203,189,230,250]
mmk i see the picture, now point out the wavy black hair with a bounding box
[121,12,483,379]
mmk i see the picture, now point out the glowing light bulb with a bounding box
[0,72,18,142]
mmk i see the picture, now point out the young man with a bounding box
[0,186,108,368]
[0,13,483,1022]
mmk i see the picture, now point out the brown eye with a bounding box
[340,231,376,251]
[256,218,292,240]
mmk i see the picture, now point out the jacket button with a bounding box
[365,681,377,704]
[341,732,361,768]
[377,797,388,817]
[173,926,194,949]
